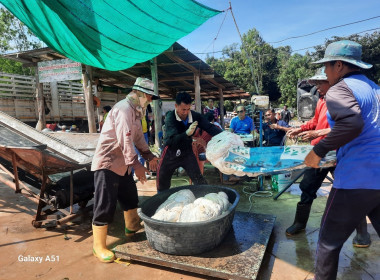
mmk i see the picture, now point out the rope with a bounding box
[242,183,273,212]
[200,7,230,60]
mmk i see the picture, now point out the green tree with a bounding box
[207,28,281,100]
[277,54,314,109]
[224,100,234,111]
[0,7,42,75]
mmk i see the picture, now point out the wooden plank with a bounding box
[159,74,214,82]
[0,78,36,86]
[0,72,36,80]
[164,51,200,74]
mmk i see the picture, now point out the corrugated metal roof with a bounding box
[3,42,250,100]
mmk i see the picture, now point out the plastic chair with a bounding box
[190,137,207,184]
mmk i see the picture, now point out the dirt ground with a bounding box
[0,166,379,280]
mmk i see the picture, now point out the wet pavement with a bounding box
[0,165,379,280]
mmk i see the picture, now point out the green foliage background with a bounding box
[206,29,380,112]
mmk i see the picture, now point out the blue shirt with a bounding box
[263,120,289,146]
[327,74,380,190]
[230,116,254,134]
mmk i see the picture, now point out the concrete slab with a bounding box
[0,163,379,280]
[114,212,276,280]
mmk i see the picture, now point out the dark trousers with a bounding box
[157,146,207,191]
[315,188,380,280]
[299,167,335,205]
[92,169,139,226]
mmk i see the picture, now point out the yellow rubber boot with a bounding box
[92,224,115,263]
[124,208,143,236]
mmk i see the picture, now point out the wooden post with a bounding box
[150,58,162,149]
[35,68,46,131]
[194,73,201,113]
[94,81,101,124]
[219,87,225,128]
[50,81,60,121]
[82,65,97,133]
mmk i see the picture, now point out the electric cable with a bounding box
[193,27,380,57]
[269,16,380,44]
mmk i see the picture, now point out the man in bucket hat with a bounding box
[286,67,370,244]
[304,40,380,279]
[91,77,160,263]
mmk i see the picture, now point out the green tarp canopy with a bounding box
[1,0,220,70]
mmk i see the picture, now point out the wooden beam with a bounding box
[204,78,225,90]
[50,81,60,121]
[40,53,57,60]
[154,66,194,90]
[82,65,97,133]
[118,70,138,79]
[194,74,201,113]
[52,52,67,59]
[13,54,33,64]
[219,87,225,128]
[164,52,200,74]
[159,74,214,82]
[35,68,45,131]
[23,62,38,68]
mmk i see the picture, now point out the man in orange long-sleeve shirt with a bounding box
[285,68,370,247]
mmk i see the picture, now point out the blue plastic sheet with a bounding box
[223,145,336,176]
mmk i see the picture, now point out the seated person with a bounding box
[99,105,112,132]
[46,122,58,131]
[57,125,68,133]
[203,98,219,122]
[263,109,291,146]
[224,105,256,184]
[229,105,255,134]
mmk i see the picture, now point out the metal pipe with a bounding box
[11,152,21,193]
[57,204,93,226]
[273,170,306,200]
[0,174,40,204]
[70,170,73,214]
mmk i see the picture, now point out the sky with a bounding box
[178,0,380,60]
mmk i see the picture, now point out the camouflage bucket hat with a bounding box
[313,40,372,69]
[132,77,160,100]
[308,67,327,83]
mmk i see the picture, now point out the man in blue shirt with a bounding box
[305,40,380,280]
[224,105,255,184]
[263,109,291,146]
[229,105,254,134]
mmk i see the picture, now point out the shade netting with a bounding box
[1,0,220,70]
